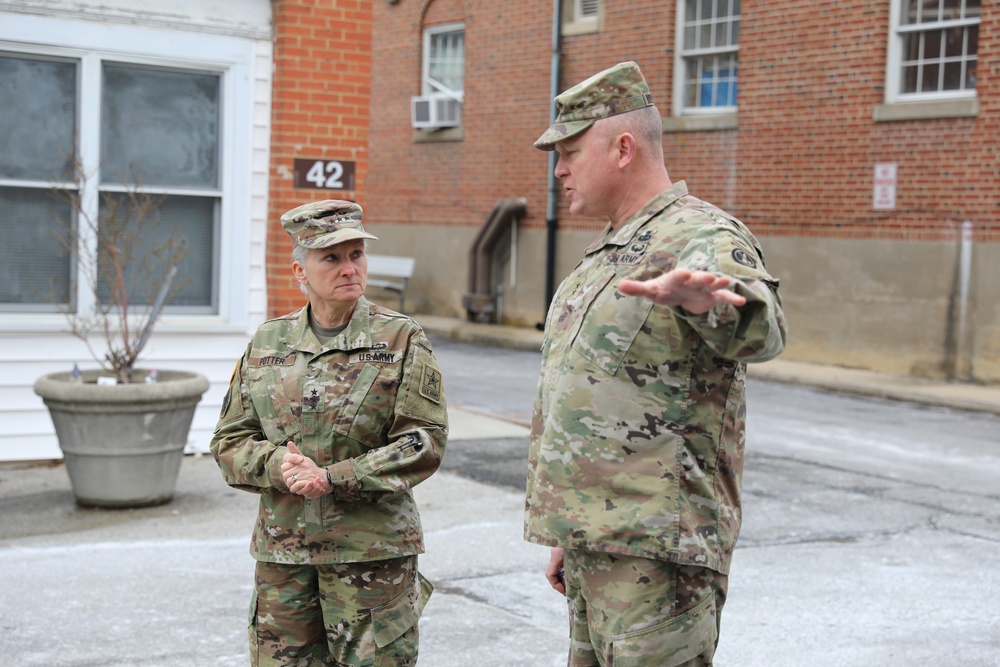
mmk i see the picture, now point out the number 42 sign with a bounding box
[294,158,356,191]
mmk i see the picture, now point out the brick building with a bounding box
[354,0,1000,383]
[2,0,997,462]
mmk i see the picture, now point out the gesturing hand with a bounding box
[280,442,331,499]
[618,268,746,315]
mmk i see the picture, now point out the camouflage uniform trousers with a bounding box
[249,555,433,667]
[563,549,728,667]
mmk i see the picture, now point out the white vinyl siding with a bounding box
[0,6,272,462]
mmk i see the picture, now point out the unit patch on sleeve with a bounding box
[419,365,442,403]
[731,247,758,269]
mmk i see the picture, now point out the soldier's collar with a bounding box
[288,299,373,353]
[585,182,689,254]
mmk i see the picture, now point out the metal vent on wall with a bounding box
[411,94,462,129]
[578,0,599,17]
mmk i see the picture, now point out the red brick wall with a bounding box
[365,1,555,233]
[267,0,372,318]
[364,0,998,242]
[269,0,999,323]
[734,1,1000,244]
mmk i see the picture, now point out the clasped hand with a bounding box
[280,442,331,499]
[618,268,745,314]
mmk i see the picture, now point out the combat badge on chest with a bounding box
[606,229,653,266]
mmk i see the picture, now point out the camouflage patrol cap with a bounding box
[533,61,655,151]
[281,200,378,249]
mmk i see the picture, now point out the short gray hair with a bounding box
[596,105,664,162]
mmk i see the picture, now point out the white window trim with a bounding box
[672,0,740,117]
[421,22,465,103]
[0,12,261,333]
[884,0,979,105]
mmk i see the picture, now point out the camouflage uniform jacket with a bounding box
[211,297,448,565]
[524,182,786,574]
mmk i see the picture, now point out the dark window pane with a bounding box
[944,26,966,58]
[96,194,216,308]
[942,61,963,90]
[902,33,921,61]
[714,21,727,48]
[0,55,76,181]
[902,64,920,93]
[921,62,940,92]
[686,0,697,21]
[0,187,73,307]
[942,0,963,19]
[924,29,943,60]
[101,64,220,189]
[700,22,712,49]
[700,0,713,21]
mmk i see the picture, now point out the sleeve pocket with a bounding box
[372,572,434,648]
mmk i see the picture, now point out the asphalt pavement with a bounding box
[1,315,998,666]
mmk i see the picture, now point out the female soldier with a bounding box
[211,200,447,666]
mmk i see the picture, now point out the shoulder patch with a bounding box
[419,365,442,403]
[731,247,758,269]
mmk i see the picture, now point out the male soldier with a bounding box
[211,200,447,666]
[525,62,787,666]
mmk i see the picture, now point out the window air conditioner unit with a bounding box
[411,94,462,129]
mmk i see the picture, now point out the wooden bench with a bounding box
[366,254,416,312]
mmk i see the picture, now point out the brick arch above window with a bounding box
[421,0,466,26]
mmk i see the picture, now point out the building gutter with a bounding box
[542,0,563,326]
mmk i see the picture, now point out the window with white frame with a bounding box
[889,0,980,101]
[0,51,221,313]
[675,0,740,114]
[413,23,464,129]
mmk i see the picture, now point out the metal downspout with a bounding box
[541,0,562,327]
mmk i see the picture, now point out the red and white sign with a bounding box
[873,163,897,211]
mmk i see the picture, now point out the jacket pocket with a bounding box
[324,364,380,439]
[571,274,653,375]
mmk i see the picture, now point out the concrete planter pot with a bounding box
[33,369,210,508]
